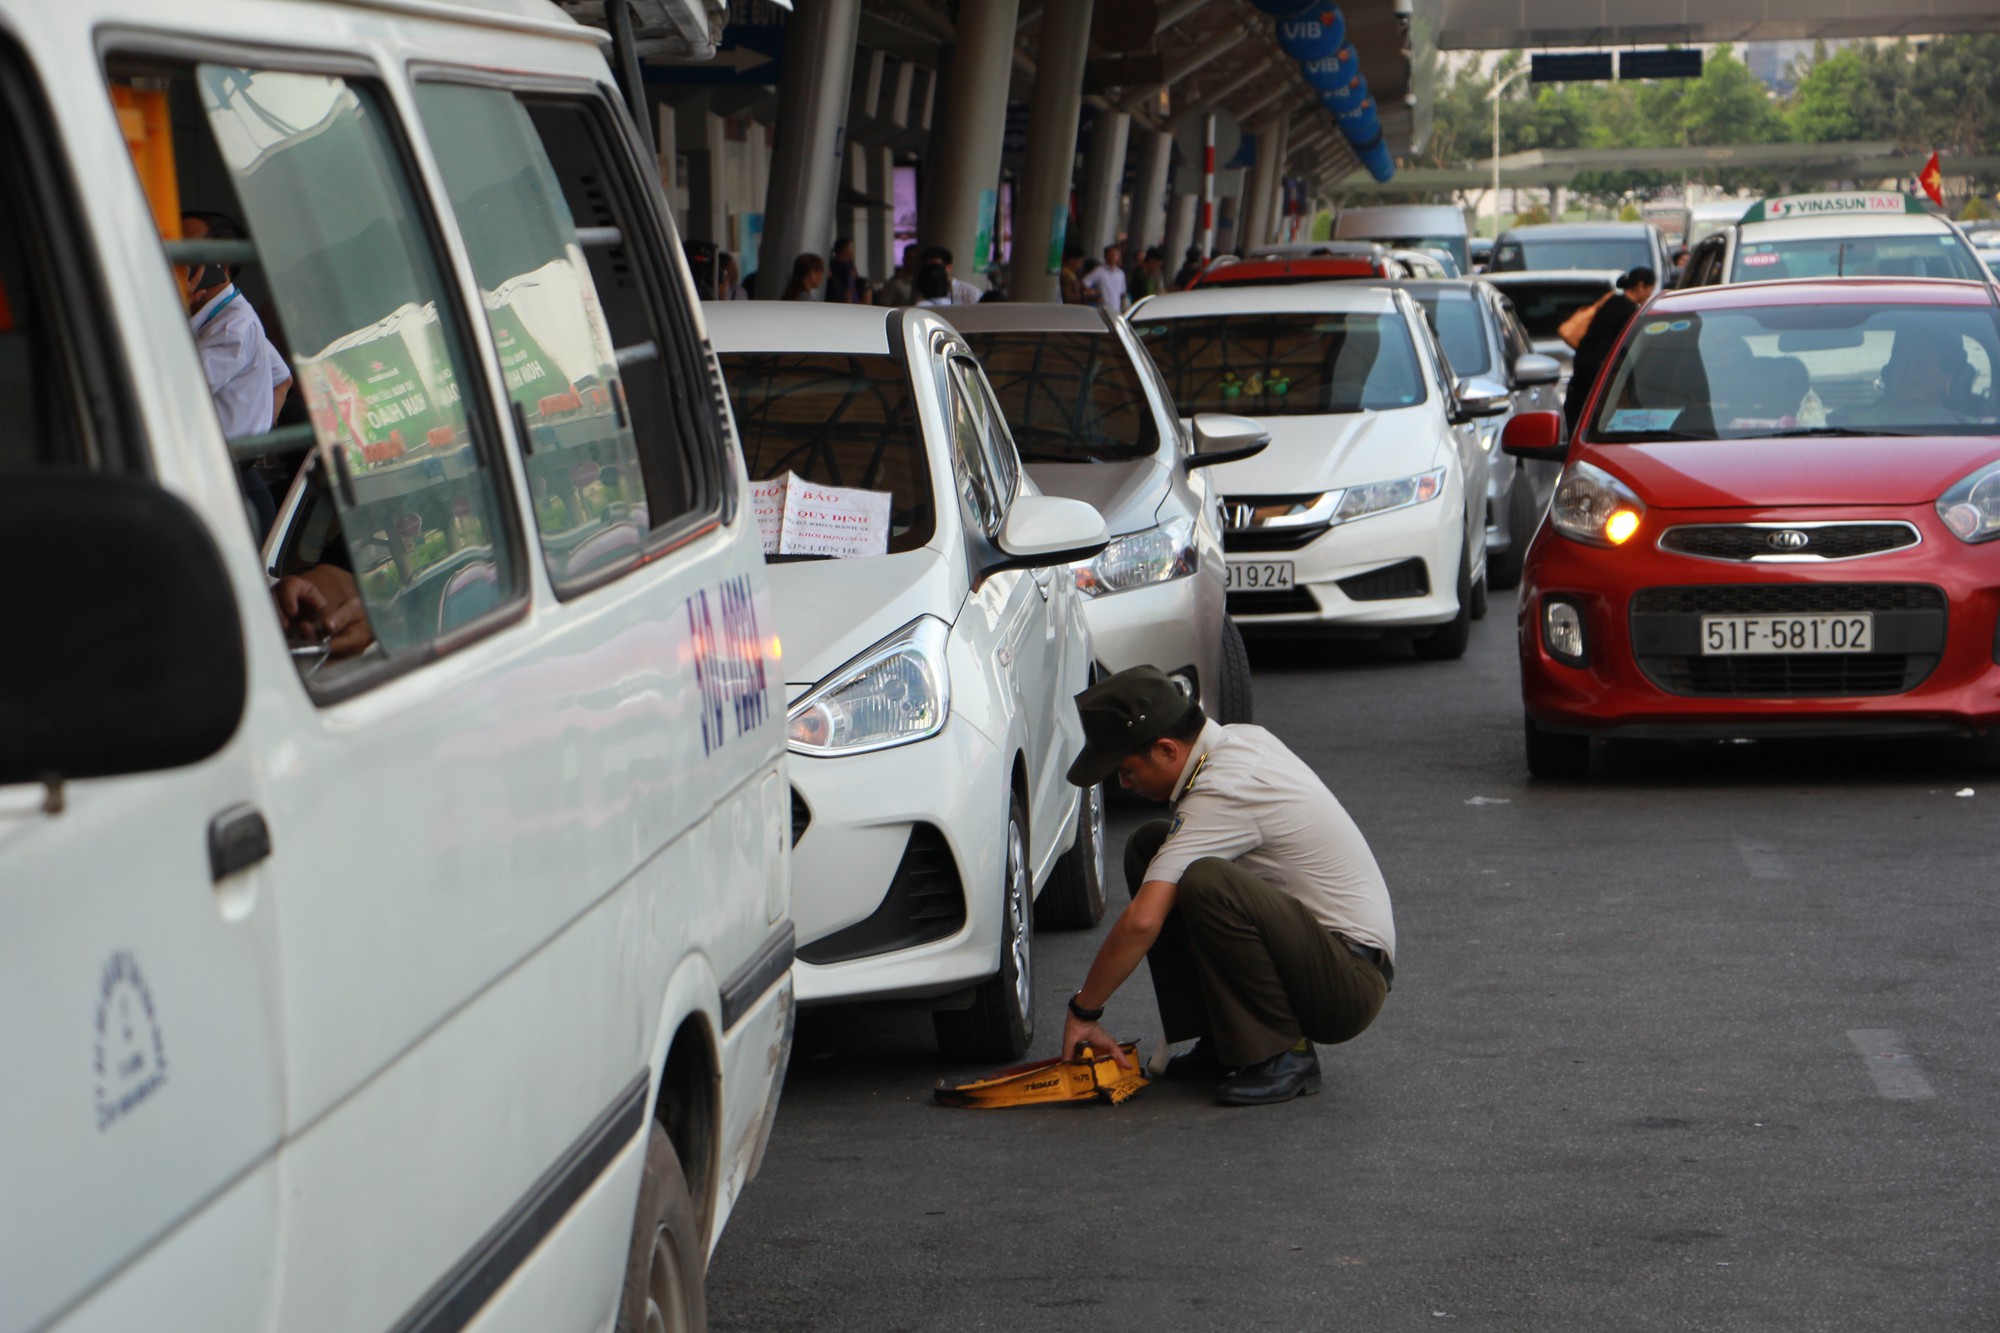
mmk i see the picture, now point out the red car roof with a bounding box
[1651,277,1998,311]
[1193,257,1384,287]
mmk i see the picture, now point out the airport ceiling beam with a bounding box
[1436,0,2000,49]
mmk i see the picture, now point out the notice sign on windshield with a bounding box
[751,471,892,558]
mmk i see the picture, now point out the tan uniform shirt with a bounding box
[1143,720,1396,961]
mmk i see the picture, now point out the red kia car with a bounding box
[1505,278,2000,777]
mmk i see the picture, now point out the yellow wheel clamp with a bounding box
[932,1042,1148,1107]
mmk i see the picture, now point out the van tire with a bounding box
[1488,472,1535,590]
[617,1124,706,1333]
[1036,781,1105,929]
[1217,617,1254,723]
[1413,528,1473,661]
[935,795,1034,1061]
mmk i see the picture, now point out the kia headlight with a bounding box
[1335,468,1446,522]
[1938,460,2000,544]
[787,617,949,755]
[1074,515,1197,598]
[1550,460,1644,548]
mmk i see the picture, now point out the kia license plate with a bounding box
[1226,561,1294,591]
[1700,613,1872,655]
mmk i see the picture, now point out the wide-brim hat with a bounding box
[1065,665,1189,787]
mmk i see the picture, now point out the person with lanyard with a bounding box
[1057,666,1396,1106]
[1564,265,1656,435]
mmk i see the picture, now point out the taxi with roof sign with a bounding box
[1678,191,1988,289]
[1501,276,2000,778]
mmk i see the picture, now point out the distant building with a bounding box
[1745,39,1821,93]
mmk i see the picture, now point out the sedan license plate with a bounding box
[1700,613,1872,655]
[1226,561,1294,591]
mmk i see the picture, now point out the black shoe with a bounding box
[1162,1038,1229,1081]
[1214,1044,1321,1106]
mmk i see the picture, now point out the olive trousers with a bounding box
[1125,819,1387,1068]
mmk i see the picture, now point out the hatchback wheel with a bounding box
[934,795,1034,1061]
[1036,781,1105,929]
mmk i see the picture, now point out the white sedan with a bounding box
[1130,284,1504,658]
[706,303,1108,1060]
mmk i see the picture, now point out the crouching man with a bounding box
[1058,666,1396,1106]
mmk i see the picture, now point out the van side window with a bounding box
[105,61,523,696]
[417,82,722,591]
[0,53,106,471]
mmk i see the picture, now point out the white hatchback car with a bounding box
[706,303,1108,1061]
[1130,284,1503,658]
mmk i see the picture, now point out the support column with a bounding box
[1012,0,1092,302]
[757,0,863,298]
[1165,191,1197,272]
[1243,113,1285,251]
[1125,127,1172,256]
[1077,108,1130,258]
[922,0,1019,288]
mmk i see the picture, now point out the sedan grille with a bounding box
[1629,584,1946,699]
[1660,523,1919,563]
[1227,587,1319,616]
[1338,558,1430,602]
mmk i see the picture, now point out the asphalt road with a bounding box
[708,592,2000,1331]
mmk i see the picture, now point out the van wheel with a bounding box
[1217,617,1254,723]
[935,795,1034,1061]
[1036,781,1105,929]
[1413,528,1473,661]
[1488,473,1535,590]
[1525,714,1592,780]
[617,1124,706,1333]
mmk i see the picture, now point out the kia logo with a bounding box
[1766,529,1812,551]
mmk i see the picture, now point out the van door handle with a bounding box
[208,804,272,882]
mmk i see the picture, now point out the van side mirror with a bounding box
[1186,412,1270,469]
[1500,410,1568,462]
[977,494,1109,587]
[0,474,246,785]
[1512,353,1562,387]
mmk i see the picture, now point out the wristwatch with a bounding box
[1067,992,1105,1022]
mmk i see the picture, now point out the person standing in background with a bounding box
[780,252,826,301]
[718,251,748,301]
[919,244,982,304]
[180,211,291,541]
[1059,244,1085,304]
[1564,266,1657,434]
[826,237,859,303]
[1083,242,1129,312]
[1173,244,1206,290]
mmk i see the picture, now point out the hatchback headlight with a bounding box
[1938,460,2000,544]
[1074,516,1197,598]
[1550,461,1645,548]
[787,617,949,755]
[1335,468,1446,522]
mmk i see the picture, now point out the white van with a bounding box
[0,2,792,1331]
[1335,204,1471,276]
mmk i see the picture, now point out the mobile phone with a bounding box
[191,262,228,290]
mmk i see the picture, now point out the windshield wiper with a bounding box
[766,553,835,563]
[1592,429,1712,442]
[1751,426,1881,439]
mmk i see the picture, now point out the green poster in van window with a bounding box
[299,301,467,472]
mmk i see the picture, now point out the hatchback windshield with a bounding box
[1589,302,2000,440]
[1730,232,1986,282]
[1490,237,1651,272]
[954,330,1159,463]
[1409,290,1489,376]
[718,352,934,553]
[1131,311,1425,416]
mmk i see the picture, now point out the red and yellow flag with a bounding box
[1918,151,1945,209]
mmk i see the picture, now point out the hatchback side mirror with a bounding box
[1186,412,1270,469]
[1512,353,1562,387]
[977,494,1109,587]
[1500,410,1568,462]
[1452,378,1511,422]
[0,474,246,785]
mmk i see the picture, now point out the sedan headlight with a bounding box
[1550,460,1644,548]
[1335,468,1445,522]
[1938,460,2000,544]
[787,616,949,755]
[1074,516,1197,598]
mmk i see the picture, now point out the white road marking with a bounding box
[1736,839,1789,880]
[1847,1029,1936,1100]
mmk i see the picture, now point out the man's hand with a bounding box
[273,566,374,659]
[1061,1013,1133,1069]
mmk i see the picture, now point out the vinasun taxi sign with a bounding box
[1741,192,1929,223]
